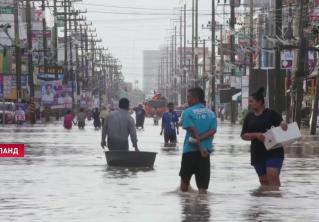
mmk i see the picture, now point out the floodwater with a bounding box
[0,119,318,222]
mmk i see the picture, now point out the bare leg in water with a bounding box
[259,168,280,191]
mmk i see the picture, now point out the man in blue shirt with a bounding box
[179,87,217,194]
[160,102,179,146]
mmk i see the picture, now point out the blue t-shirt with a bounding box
[162,111,179,134]
[181,103,217,153]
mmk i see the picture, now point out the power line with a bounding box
[76,2,213,12]
[75,3,174,11]
[87,10,227,16]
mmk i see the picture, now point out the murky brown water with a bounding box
[0,119,318,221]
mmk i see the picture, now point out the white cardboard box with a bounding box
[264,122,302,150]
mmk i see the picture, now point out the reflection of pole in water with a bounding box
[181,195,211,222]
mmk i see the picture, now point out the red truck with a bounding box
[144,95,167,118]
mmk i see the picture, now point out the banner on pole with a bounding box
[280,50,294,69]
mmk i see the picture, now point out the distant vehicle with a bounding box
[144,94,167,118]
[0,102,16,124]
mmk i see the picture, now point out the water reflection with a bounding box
[160,149,180,156]
[245,188,284,222]
[245,202,270,222]
[104,166,154,179]
[0,120,319,221]
[180,194,211,222]
[285,143,319,158]
[250,187,283,198]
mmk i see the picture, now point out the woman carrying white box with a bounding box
[241,88,288,189]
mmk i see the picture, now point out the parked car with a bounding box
[0,102,16,124]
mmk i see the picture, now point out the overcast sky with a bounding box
[1,0,247,89]
[76,0,232,89]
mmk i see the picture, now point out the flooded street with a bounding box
[0,118,319,222]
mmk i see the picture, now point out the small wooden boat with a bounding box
[104,151,157,167]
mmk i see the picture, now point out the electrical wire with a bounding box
[75,3,174,11]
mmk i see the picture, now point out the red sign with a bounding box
[34,9,44,21]
[0,144,24,158]
[310,0,319,22]
[282,0,298,6]
[177,47,209,57]
[32,30,52,40]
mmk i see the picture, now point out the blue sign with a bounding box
[7,75,28,88]
[37,73,64,81]
[0,75,3,97]
[21,75,28,88]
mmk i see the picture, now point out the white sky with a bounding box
[1,0,247,90]
[76,0,216,89]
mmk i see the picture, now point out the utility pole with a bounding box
[26,0,35,123]
[99,50,103,108]
[229,0,235,76]
[180,15,183,105]
[41,0,48,73]
[195,0,199,86]
[180,14,182,70]
[203,39,206,94]
[192,0,195,83]
[183,4,187,104]
[184,4,186,67]
[275,0,284,114]
[109,59,114,100]
[74,13,80,97]
[295,0,305,127]
[175,25,177,74]
[85,27,89,80]
[14,0,22,100]
[106,58,112,104]
[171,33,174,100]
[91,33,95,92]
[26,0,34,97]
[220,25,224,85]
[175,25,177,103]
[162,57,165,94]
[101,54,106,104]
[166,46,169,98]
[104,55,108,101]
[285,4,293,123]
[80,24,85,83]
[249,0,253,78]
[68,2,74,104]
[310,54,319,134]
[159,57,162,92]
[53,0,58,67]
[211,0,216,110]
[63,0,68,84]
[230,0,236,123]
[158,56,161,93]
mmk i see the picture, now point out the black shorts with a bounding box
[179,151,210,189]
[164,132,177,143]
